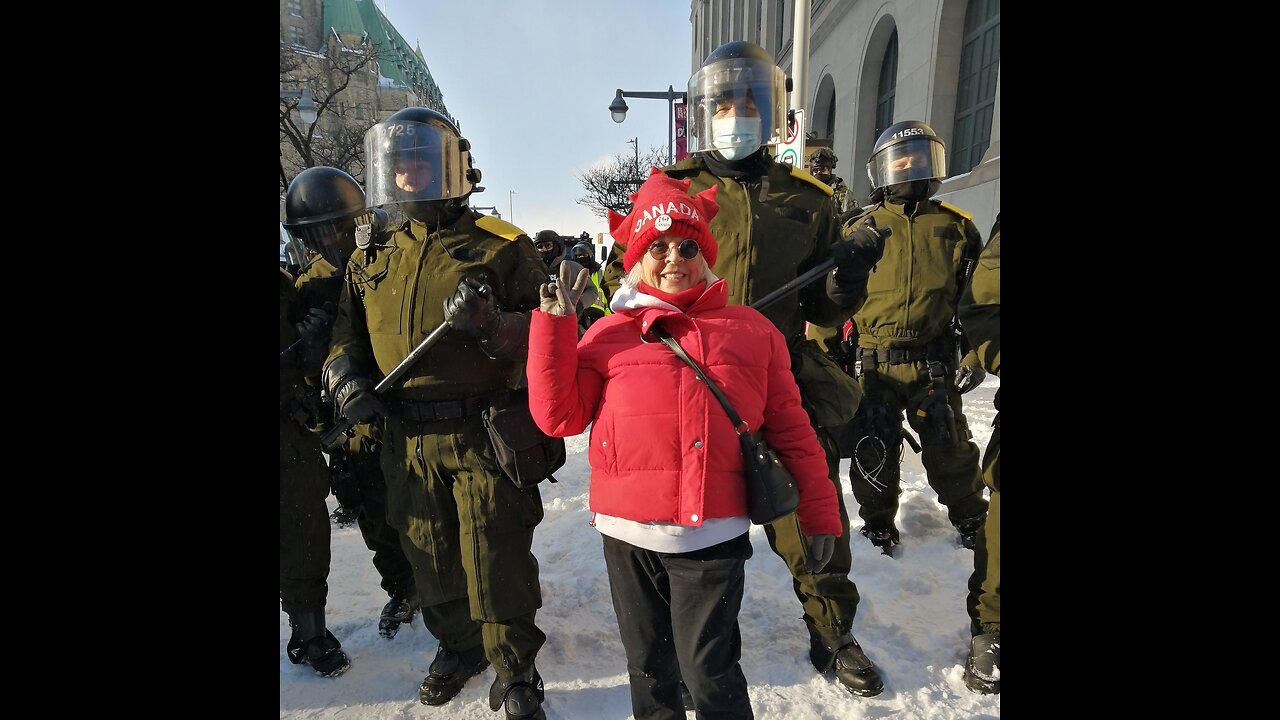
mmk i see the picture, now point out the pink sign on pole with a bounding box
[674,100,688,162]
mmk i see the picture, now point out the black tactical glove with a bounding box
[954,362,987,394]
[324,354,387,425]
[443,276,531,360]
[332,376,387,425]
[805,534,836,573]
[831,218,890,271]
[443,277,499,337]
[827,220,891,306]
[294,302,337,369]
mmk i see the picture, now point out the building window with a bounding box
[289,25,303,47]
[287,0,302,17]
[874,29,898,141]
[774,0,785,51]
[950,0,1000,175]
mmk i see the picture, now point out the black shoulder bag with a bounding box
[651,324,799,524]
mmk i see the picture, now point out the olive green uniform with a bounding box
[296,257,415,603]
[327,211,550,678]
[601,154,868,644]
[811,198,988,534]
[958,214,1000,636]
[280,267,332,616]
[828,175,855,216]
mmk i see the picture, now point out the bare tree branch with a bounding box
[575,145,671,219]
[280,36,380,193]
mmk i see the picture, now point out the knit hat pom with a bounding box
[609,167,719,272]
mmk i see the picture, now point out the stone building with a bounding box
[688,0,999,235]
[279,0,454,204]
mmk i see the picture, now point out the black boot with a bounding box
[964,633,1000,694]
[860,524,900,557]
[808,627,884,697]
[954,513,986,550]
[378,593,419,639]
[286,610,350,678]
[488,665,546,720]
[418,644,489,706]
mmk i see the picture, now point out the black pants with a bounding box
[601,532,753,720]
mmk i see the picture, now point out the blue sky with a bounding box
[377,0,694,247]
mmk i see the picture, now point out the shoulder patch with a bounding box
[788,165,834,197]
[937,201,974,221]
[475,215,526,242]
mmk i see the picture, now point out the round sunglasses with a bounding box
[646,238,700,261]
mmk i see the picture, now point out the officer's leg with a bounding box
[379,419,487,705]
[381,423,477,639]
[967,427,1000,636]
[280,417,348,675]
[279,417,331,617]
[763,425,860,639]
[351,452,416,599]
[847,370,904,535]
[912,386,987,527]
[445,421,548,714]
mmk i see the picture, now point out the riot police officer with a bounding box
[812,120,989,555]
[282,166,419,640]
[958,213,1000,694]
[280,266,349,678]
[807,147,856,216]
[601,40,888,700]
[323,107,551,719]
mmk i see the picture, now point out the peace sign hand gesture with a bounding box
[539,261,591,317]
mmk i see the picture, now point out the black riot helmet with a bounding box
[283,166,371,269]
[534,229,561,266]
[688,41,789,162]
[808,147,838,170]
[570,241,598,269]
[807,147,838,184]
[866,120,947,189]
[364,106,482,223]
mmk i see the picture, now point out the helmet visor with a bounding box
[286,213,368,270]
[364,120,471,209]
[687,55,787,153]
[867,136,947,188]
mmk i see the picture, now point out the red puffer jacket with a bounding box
[527,278,840,538]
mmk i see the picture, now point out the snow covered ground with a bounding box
[281,377,1002,719]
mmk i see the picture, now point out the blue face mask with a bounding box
[710,116,762,161]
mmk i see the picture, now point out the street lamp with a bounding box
[609,86,687,165]
[280,87,319,191]
[280,87,318,127]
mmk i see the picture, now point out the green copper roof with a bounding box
[321,0,448,113]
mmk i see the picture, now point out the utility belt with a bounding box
[857,337,954,367]
[390,393,500,423]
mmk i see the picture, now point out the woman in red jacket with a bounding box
[527,167,841,719]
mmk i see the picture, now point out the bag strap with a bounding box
[651,323,750,436]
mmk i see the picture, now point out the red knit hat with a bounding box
[608,167,719,272]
